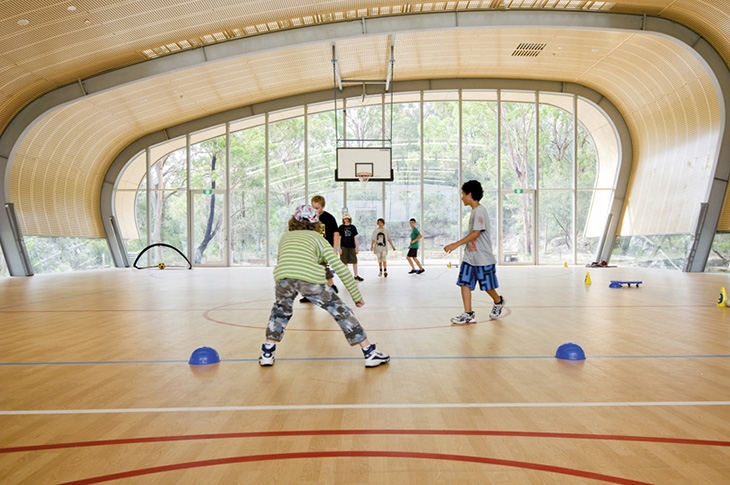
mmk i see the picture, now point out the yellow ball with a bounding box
[158,262,166,270]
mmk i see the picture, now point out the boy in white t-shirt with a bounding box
[370,218,396,277]
[444,180,505,324]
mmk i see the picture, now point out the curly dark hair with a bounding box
[462,180,483,201]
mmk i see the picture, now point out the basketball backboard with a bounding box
[335,147,393,181]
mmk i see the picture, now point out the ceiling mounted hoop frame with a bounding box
[331,40,396,148]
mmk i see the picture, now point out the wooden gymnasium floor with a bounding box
[1,263,729,484]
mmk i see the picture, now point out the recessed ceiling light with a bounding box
[68,6,77,11]
[18,19,29,26]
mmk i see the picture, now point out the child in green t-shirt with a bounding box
[407,218,424,274]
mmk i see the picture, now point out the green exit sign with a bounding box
[514,189,524,194]
[203,189,213,195]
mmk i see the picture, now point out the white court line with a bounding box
[2,401,729,415]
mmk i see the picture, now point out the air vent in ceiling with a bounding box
[512,43,547,57]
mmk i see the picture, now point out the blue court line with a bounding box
[1,354,729,366]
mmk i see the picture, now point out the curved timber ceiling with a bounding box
[0,2,729,238]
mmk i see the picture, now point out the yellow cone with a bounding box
[718,287,728,307]
[564,261,569,268]
[584,272,592,285]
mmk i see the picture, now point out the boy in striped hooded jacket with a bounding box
[259,204,390,368]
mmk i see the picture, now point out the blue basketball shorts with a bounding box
[456,262,499,291]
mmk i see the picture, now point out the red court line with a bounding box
[3,428,729,454]
[202,307,454,331]
[57,450,652,485]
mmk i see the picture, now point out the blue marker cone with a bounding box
[189,346,220,365]
[555,342,586,361]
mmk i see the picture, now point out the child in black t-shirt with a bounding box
[336,213,363,281]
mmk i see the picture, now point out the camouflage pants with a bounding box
[266,279,367,346]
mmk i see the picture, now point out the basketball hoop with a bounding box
[356,171,372,184]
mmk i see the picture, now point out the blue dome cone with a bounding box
[189,346,220,365]
[555,342,586,361]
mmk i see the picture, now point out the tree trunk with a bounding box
[194,154,219,264]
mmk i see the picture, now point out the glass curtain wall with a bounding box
[538,93,575,265]
[131,142,188,268]
[190,127,227,265]
[230,117,267,265]
[343,97,386,261]
[22,237,114,273]
[268,108,306,262]
[307,104,342,214]
[422,92,460,262]
[500,91,537,264]
[706,233,730,272]
[0,244,6,276]
[462,91,499,265]
[388,93,422,254]
[116,89,613,269]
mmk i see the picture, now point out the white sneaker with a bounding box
[451,312,476,324]
[259,343,275,366]
[490,297,505,319]
[363,344,390,368]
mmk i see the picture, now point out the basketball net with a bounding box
[356,171,371,184]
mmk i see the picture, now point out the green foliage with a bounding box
[25,237,113,273]
[308,111,339,196]
[539,104,573,189]
[230,126,267,263]
[612,234,691,269]
[501,101,536,191]
[191,135,226,189]
[707,233,730,271]
[462,101,498,188]
[345,104,383,145]
[577,123,599,188]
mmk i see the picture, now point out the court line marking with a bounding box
[2,401,729,415]
[55,450,652,485]
[1,353,729,366]
[4,428,729,453]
